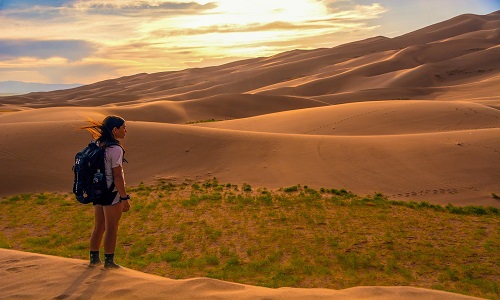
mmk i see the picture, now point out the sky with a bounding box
[0,0,498,84]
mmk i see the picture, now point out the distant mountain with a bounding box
[0,81,83,95]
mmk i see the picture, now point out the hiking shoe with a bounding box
[88,260,102,268]
[104,261,121,269]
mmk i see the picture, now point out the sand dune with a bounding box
[1,11,498,108]
[0,113,498,207]
[0,249,484,300]
[0,94,327,124]
[0,11,499,300]
[198,100,500,135]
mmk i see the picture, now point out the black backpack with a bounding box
[72,142,117,204]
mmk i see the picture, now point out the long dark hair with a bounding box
[82,115,125,147]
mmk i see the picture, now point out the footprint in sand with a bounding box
[0,259,21,268]
[6,264,38,273]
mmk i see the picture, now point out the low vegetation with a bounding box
[185,119,224,124]
[1,179,498,299]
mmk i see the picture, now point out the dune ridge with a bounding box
[0,249,484,300]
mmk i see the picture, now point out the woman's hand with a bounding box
[122,200,130,212]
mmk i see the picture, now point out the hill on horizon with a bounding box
[0,10,499,207]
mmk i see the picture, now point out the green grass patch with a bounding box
[0,180,498,299]
[186,119,223,124]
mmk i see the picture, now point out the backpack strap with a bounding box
[104,142,128,163]
[101,142,121,194]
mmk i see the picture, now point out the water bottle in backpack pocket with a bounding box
[92,169,105,200]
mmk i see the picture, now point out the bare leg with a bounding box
[103,203,123,254]
[90,205,105,251]
[103,202,123,268]
[89,205,105,266]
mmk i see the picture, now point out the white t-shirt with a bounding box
[105,145,125,190]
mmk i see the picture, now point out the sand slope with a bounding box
[0,113,498,206]
[197,100,500,135]
[0,249,484,300]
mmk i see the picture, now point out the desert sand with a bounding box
[0,249,484,300]
[0,10,499,300]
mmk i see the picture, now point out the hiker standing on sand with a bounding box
[82,115,130,268]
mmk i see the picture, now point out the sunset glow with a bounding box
[0,0,497,84]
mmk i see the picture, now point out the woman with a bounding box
[82,115,130,269]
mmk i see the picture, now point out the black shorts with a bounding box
[92,190,119,206]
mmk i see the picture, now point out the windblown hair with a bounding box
[82,115,125,147]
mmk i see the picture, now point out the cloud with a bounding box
[149,2,385,38]
[150,21,315,37]
[319,1,387,18]
[72,1,217,16]
[0,0,217,20]
[0,0,391,84]
[0,0,75,9]
[0,39,97,61]
[0,0,75,20]
[0,0,212,10]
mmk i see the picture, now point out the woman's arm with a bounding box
[112,165,130,211]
